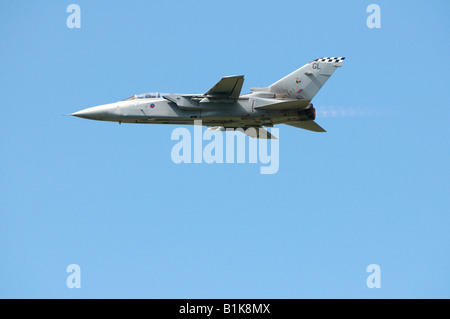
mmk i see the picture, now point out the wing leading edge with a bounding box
[204,75,244,99]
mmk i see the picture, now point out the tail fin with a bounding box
[268,57,345,100]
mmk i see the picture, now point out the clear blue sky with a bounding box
[0,0,448,298]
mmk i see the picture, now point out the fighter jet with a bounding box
[71,57,345,138]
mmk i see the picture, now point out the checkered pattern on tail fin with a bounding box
[312,57,345,63]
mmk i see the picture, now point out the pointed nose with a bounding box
[71,104,115,120]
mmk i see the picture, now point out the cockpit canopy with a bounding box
[123,92,163,101]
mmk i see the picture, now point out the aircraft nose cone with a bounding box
[71,104,114,120]
[71,109,94,119]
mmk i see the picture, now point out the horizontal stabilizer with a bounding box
[285,121,326,133]
[253,98,311,110]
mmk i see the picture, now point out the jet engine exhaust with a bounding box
[298,105,316,121]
